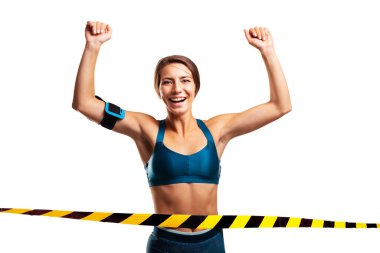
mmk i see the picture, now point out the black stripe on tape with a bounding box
[323,220,334,228]
[178,215,206,228]
[141,214,171,226]
[367,223,377,228]
[346,222,356,228]
[24,209,52,216]
[63,211,92,219]
[101,213,133,223]
[215,215,237,228]
[246,215,264,228]
[300,218,313,227]
[273,217,289,227]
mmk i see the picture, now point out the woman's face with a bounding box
[159,63,196,116]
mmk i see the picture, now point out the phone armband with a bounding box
[95,95,125,130]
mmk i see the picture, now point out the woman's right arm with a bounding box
[72,21,157,140]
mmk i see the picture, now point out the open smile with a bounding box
[168,97,187,103]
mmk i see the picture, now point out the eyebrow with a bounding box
[161,76,192,80]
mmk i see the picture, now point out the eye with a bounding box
[161,80,171,85]
[183,79,190,83]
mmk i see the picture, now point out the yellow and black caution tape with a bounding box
[1,208,379,229]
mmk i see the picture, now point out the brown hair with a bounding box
[154,55,200,98]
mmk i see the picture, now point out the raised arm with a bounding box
[72,21,157,140]
[209,27,292,143]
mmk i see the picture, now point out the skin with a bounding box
[73,21,292,232]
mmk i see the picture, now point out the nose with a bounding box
[172,80,182,93]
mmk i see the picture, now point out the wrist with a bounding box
[85,41,102,51]
[260,47,276,58]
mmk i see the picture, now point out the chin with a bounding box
[164,101,191,114]
[166,105,190,116]
[168,109,188,116]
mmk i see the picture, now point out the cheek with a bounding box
[159,86,168,97]
[185,85,196,96]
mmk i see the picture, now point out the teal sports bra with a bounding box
[144,119,221,187]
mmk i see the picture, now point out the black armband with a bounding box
[95,95,125,130]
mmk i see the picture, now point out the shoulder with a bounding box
[201,114,235,144]
[114,111,160,140]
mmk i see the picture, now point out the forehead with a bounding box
[161,63,192,78]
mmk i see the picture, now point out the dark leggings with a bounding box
[146,227,226,253]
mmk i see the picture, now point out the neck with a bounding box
[165,111,197,138]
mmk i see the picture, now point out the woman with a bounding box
[72,21,291,253]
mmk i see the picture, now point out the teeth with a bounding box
[170,97,186,102]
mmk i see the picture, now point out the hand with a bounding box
[244,27,274,54]
[85,21,112,47]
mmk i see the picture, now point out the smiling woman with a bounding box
[154,55,201,98]
[72,21,291,253]
[158,62,197,116]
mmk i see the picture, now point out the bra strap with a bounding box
[196,119,215,144]
[156,119,166,143]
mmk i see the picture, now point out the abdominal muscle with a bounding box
[150,183,218,232]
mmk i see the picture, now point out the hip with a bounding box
[146,226,225,253]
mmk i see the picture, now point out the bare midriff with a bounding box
[150,183,218,232]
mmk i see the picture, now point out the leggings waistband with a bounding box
[153,227,223,243]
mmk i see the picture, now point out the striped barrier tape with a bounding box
[1,208,379,229]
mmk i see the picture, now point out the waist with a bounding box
[151,183,218,215]
[153,226,223,243]
[149,176,220,187]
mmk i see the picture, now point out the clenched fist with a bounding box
[244,27,274,54]
[85,21,112,46]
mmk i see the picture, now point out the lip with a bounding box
[167,97,187,106]
[168,97,187,101]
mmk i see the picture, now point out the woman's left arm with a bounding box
[211,27,292,143]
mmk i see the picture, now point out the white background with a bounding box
[1,0,379,252]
